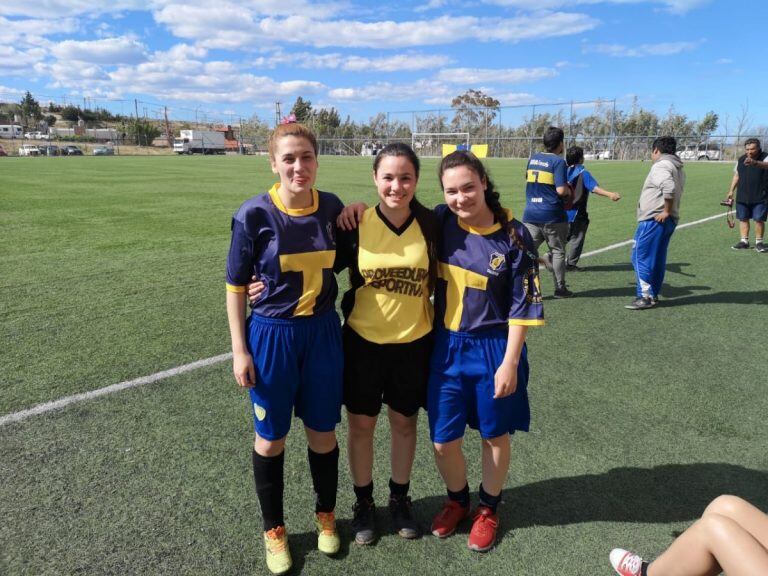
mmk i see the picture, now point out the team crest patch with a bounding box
[487,252,506,276]
[523,267,543,304]
[253,402,267,421]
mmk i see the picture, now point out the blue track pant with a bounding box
[631,218,677,298]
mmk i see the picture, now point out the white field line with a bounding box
[0,353,232,427]
[1,211,729,427]
[579,211,729,259]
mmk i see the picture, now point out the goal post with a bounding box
[411,132,470,158]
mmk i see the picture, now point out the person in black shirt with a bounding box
[727,138,768,252]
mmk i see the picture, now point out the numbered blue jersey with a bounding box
[522,152,568,224]
[433,205,545,333]
[226,184,344,318]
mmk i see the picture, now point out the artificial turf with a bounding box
[1,155,766,575]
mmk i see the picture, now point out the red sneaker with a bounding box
[467,506,498,552]
[431,500,469,538]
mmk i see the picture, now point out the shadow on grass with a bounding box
[660,290,768,307]
[412,463,768,545]
[575,262,694,276]
[571,282,711,300]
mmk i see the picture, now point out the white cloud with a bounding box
[715,58,733,65]
[329,79,454,102]
[484,0,709,14]
[0,16,78,45]
[250,51,452,72]
[0,1,147,18]
[0,46,47,73]
[155,8,597,49]
[435,67,557,84]
[51,37,148,65]
[583,40,700,57]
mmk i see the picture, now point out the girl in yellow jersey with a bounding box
[334,143,437,544]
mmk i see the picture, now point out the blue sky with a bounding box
[1,0,765,130]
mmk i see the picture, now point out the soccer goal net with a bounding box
[411,132,470,158]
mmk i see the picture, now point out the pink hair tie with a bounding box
[280,114,297,125]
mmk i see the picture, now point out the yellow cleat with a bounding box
[315,511,340,555]
[263,525,292,575]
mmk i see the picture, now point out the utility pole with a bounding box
[275,101,282,126]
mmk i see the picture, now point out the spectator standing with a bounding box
[727,138,768,253]
[626,136,685,310]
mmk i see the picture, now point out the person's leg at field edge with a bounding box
[543,222,569,292]
[388,407,418,486]
[612,495,768,576]
[566,219,589,267]
[631,220,664,299]
[649,218,676,299]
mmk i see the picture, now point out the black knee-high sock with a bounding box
[354,481,374,503]
[389,478,410,499]
[308,444,339,513]
[252,449,285,531]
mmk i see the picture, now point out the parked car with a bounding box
[93,146,115,156]
[584,150,613,160]
[19,144,41,156]
[40,145,61,156]
[63,145,84,156]
[0,144,7,157]
[679,143,722,161]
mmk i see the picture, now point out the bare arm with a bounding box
[555,185,569,198]
[593,186,621,201]
[493,325,528,399]
[226,290,256,387]
[728,173,739,197]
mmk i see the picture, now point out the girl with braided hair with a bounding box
[428,150,544,552]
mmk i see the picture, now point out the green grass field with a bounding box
[2,156,767,575]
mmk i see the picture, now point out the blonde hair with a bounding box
[268,123,318,159]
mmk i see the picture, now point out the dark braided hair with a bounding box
[438,151,535,261]
[372,143,438,293]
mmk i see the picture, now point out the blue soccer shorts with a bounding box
[427,327,530,444]
[246,309,343,440]
[736,201,768,222]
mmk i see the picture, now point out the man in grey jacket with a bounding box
[626,136,685,310]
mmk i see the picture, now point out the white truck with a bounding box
[173,130,226,154]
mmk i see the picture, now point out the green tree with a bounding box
[128,119,161,146]
[315,107,341,137]
[44,114,57,127]
[450,89,500,136]
[19,91,42,125]
[290,97,313,124]
[696,111,719,137]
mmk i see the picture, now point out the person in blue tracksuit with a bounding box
[626,136,685,310]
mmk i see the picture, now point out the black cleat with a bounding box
[389,495,420,539]
[732,240,750,250]
[553,287,574,298]
[351,498,376,545]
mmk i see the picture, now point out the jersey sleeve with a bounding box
[507,223,545,326]
[582,169,599,193]
[333,227,358,273]
[554,157,567,187]
[225,208,256,293]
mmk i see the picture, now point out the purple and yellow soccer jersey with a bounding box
[523,152,568,224]
[433,205,545,333]
[226,184,344,318]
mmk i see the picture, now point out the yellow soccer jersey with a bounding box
[343,206,433,344]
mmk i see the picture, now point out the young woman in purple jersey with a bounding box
[427,151,544,552]
[254,143,438,545]
[226,122,344,575]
